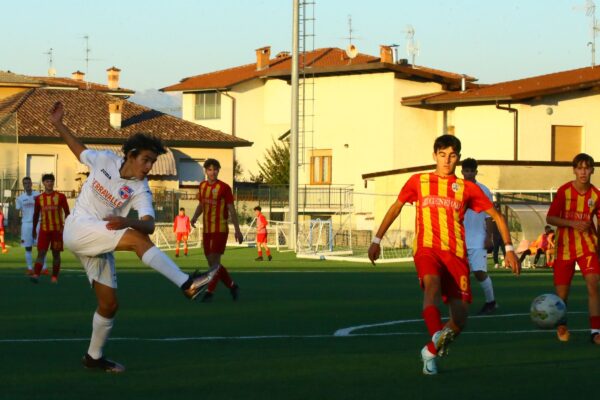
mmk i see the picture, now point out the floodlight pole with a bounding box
[289,0,300,251]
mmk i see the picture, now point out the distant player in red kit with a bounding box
[31,173,70,283]
[546,153,600,345]
[254,206,272,261]
[173,208,191,257]
[0,207,7,254]
[191,158,243,302]
[368,134,520,375]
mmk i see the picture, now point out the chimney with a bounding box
[71,70,85,81]
[108,99,123,129]
[48,68,57,77]
[255,46,271,70]
[107,66,121,90]
[379,45,393,64]
[461,75,467,92]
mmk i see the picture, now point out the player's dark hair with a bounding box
[461,158,477,170]
[22,176,31,183]
[572,153,594,168]
[122,133,166,160]
[254,206,262,211]
[41,173,55,182]
[179,207,185,211]
[433,134,461,154]
[203,158,221,169]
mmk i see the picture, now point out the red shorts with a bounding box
[37,230,63,252]
[203,232,228,255]
[413,248,472,304]
[0,227,4,235]
[176,232,188,242]
[256,232,267,244]
[553,253,600,286]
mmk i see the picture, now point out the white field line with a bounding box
[0,312,589,344]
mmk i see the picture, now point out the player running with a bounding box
[368,134,520,375]
[254,206,272,261]
[191,158,243,303]
[31,174,70,283]
[49,102,214,373]
[173,207,191,257]
[461,158,498,315]
[546,153,600,344]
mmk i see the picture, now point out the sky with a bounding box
[0,0,597,93]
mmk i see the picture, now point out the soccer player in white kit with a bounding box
[16,177,48,275]
[49,102,215,373]
[461,158,498,315]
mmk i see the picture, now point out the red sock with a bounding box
[266,249,271,256]
[34,262,43,276]
[590,316,600,330]
[207,268,220,293]
[184,243,188,255]
[52,264,60,278]
[219,265,234,288]
[1,242,5,250]
[258,251,263,257]
[175,243,180,256]
[422,305,444,336]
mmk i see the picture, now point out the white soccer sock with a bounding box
[480,276,495,303]
[141,246,189,287]
[88,312,114,360]
[25,251,33,269]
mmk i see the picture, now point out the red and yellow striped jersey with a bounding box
[398,173,493,259]
[198,180,234,234]
[547,182,600,260]
[34,192,70,232]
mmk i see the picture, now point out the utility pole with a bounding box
[289,0,299,251]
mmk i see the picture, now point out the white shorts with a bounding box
[21,222,37,247]
[467,248,488,272]
[64,215,126,288]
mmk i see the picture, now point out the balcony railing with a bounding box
[235,184,353,211]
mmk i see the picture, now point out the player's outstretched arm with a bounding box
[49,102,87,161]
[486,207,520,275]
[190,203,203,228]
[228,203,243,244]
[368,200,404,265]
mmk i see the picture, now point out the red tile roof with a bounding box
[161,47,473,92]
[0,89,252,148]
[402,66,600,107]
[33,76,135,94]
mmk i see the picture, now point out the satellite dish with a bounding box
[346,44,358,59]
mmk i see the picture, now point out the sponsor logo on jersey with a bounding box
[451,182,460,193]
[588,198,595,208]
[422,195,462,211]
[564,210,591,221]
[119,186,134,200]
[91,179,124,208]
[101,169,112,179]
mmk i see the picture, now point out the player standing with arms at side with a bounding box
[546,153,600,344]
[191,159,243,302]
[173,207,191,257]
[368,135,520,375]
[31,173,70,283]
[16,177,46,274]
[50,102,214,373]
[461,158,498,315]
[254,206,272,261]
[0,207,7,254]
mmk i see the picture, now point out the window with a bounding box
[552,125,582,162]
[26,154,56,186]
[310,150,332,185]
[194,92,221,120]
[178,158,205,188]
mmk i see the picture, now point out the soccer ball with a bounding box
[530,294,567,329]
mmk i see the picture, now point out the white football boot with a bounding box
[421,346,437,375]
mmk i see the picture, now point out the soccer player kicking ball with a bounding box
[368,135,520,375]
[191,159,243,303]
[50,102,214,373]
[173,208,191,257]
[461,158,498,315]
[546,153,600,345]
[254,206,272,261]
[31,173,70,283]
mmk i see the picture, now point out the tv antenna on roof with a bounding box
[405,24,420,66]
[576,0,600,66]
[344,15,359,59]
[44,48,56,77]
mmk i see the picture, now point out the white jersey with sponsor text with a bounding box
[72,150,155,220]
[464,181,493,250]
[16,191,40,223]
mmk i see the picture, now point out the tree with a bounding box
[252,139,290,184]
